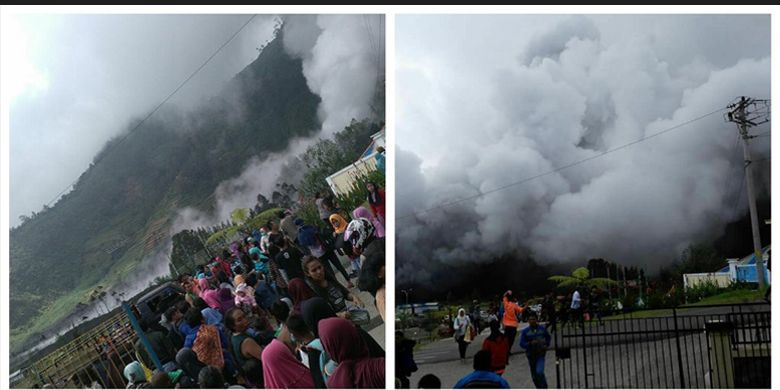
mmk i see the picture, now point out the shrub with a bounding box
[334,170,386,217]
[685,279,722,303]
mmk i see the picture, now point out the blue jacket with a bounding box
[519,324,551,355]
[454,370,510,389]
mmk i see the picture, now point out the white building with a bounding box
[325,128,385,196]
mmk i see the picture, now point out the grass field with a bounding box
[600,289,765,321]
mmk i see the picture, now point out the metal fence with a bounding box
[12,310,142,389]
[553,302,770,388]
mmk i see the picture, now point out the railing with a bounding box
[13,311,141,389]
[553,302,770,388]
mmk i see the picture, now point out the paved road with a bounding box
[406,325,555,388]
[402,304,770,388]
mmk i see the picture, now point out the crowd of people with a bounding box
[397,290,555,389]
[113,183,386,389]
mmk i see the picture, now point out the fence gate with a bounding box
[14,309,148,389]
[553,303,770,388]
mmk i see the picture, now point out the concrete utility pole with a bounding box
[727,96,771,290]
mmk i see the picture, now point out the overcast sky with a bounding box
[4,13,278,225]
[396,15,771,286]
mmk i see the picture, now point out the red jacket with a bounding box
[482,335,509,374]
[369,188,385,219]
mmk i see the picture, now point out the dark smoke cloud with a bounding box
[396,15,770,289]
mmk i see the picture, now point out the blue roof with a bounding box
[717,245,771,272]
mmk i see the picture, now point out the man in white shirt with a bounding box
[571,290,581,310]
[570,290,582,327]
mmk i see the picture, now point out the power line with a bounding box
[44,14,258,208]
[397,107,728,221]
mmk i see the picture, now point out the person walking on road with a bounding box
[481,320,509,376]
[519,312,551,389]
[501,291,523,361]
[453,308,472,363]
[396,331,417,388]
[453,350,510,389]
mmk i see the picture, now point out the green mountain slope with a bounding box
[9,31,320,352]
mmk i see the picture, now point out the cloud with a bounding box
[9,14,277,225]
[397,15,770,288]
[173,15,384,232]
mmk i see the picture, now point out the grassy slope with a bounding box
[10,32,319,354]
[600,289,764,320]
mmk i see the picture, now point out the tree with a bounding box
[675,244,724,275]
[548,267,618,289]
[230,208,251,225]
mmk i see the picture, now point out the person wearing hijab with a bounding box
[192,297,223,326]
[329,213,349,235]
[481,320,509,375]
[216,283,235,315]
[234,283,257,313]
[287,278,317,314]
[123,362,150,389]
[261,338,315,388]
[319,317,385,388]
[330,213,361,279]
[353,206,385,238]
[197,278,221,311]
[181,308,235,377]
[286,314,337,384]
[302,297,385,358]
[366,181,385,222]
[454,308,472,362]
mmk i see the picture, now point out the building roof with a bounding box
[717,245,771,272]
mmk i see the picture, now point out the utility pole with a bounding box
[727,96,771,291]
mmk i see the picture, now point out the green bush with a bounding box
[622,290,639,312]
[665,286,686,307]
[335,170,385,216]
[727,280,756,291]
[685,279,722,303]
[645,290,666,309]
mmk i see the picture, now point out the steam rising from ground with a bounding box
[396,15,770,287]
[173,15,384,231]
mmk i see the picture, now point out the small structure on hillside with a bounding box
[683,245,771,289]
[325,128,385,196]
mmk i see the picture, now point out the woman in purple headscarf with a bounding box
[319,317,385,388]
[353,206,385,238]
[261,338,315,388]
[197,278,221,310]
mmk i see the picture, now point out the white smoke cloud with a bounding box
[285,14,384,136]
[172,14,384,232]
[172,137,313,232]
[397,15,770,286]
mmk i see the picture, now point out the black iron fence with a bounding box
[553,302,770,388]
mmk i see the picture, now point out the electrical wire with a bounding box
[397,107,728,221]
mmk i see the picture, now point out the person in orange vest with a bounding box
[502,290,524,363]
